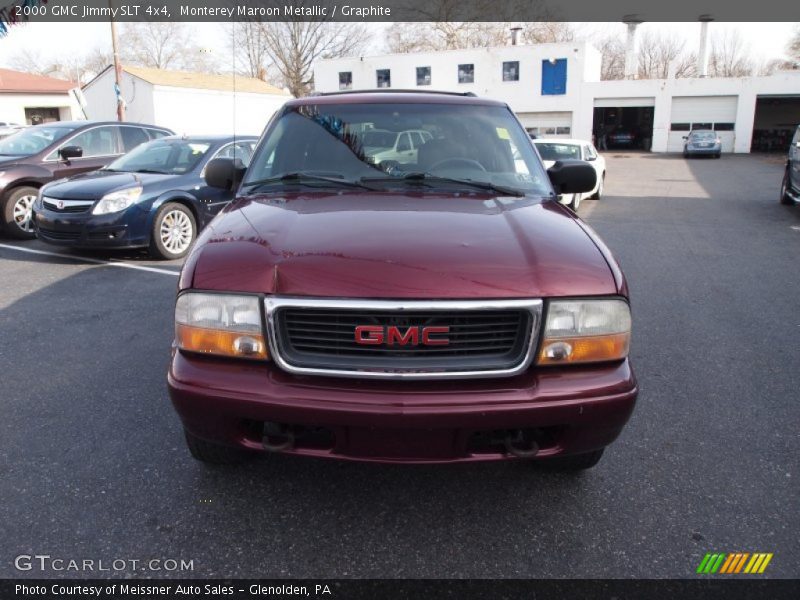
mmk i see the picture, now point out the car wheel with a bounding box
[567,193,581,211]
[149,202,196,260]
[2,186,38,239]
[184,430,253,465]
[590,173,605,200]
[683,149,689,158]
[715,153,721,159]
[536,448,604,472]
[780,170,794,205]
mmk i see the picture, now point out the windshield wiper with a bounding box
[361,172,525,197]
[134,168,169,174]
[241,172,379,192]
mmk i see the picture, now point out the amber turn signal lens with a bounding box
[176,323,268,360]
[538,333,630,365]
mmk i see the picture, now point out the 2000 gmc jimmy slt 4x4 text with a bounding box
[168,91,637,471]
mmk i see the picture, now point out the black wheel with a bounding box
[683,150,689,158]
[567,193,581,211]
[149,202,196,260]
[714,153,721,159]
[590,172,605,200]
[2,186,38,239]
[780,170,794,205]
[536,448,604,472]
[184,430,253,465]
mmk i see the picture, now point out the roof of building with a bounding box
[121,66,289,96]
[0,68,76,94]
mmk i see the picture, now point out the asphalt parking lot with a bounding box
[1,154,798,579]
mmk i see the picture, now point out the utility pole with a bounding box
[109,2,125,121]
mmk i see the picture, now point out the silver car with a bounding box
[683,130,721,158]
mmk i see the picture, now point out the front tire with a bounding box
[2,186,38,239]
[781,170,794,205]
[590,172,605,199]
[149,202,196,260]
[184,430,253,465]
[568,193,581,211]
[536,448,604,472]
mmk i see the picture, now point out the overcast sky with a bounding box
[0,21,797,72]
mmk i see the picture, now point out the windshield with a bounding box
[690,131,716,141]
[243,102,552,196]
[535,143,581,161]
[0,125,77,156]
[106,139,212,174]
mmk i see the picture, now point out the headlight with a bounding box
[537,299,631,365]
[175,292,268,360]
[92,186,142,215]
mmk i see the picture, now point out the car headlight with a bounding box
[175,292,268,360]
[537,299,631,365]
[92,186,142,215]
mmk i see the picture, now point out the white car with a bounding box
[363,129,433,165]
[533,138,606,211]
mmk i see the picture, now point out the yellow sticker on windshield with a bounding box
[496,127,511,140]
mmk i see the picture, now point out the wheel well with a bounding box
[159,197,199,224]
[2,182,41,200]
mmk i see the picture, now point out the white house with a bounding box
[314,43,800,153]
[82,66,291,136]
[0,68,83,125]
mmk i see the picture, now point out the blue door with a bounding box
[542,59,567,95]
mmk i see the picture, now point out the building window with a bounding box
[713,123,735,131]
[692,122,712,130]
[376,69,391,88]
[416,66,431,86]
[338,72,352,90]
[502,61,519,82]
[541,59,567,95]
[670,123,691,131]
[458,64,474,84]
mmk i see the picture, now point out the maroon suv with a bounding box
[168,91,637,470]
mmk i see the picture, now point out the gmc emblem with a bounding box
[355,325,450,346]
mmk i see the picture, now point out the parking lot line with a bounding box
[0,243,180,277]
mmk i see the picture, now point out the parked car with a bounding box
[607,127,637,149]
[0,121,173,239]
[780,124,800,205]
[683,129,721,158]
[362,128,432,165]
[533,138,606,210]
[168,91,636,471]
[32,135,257,259]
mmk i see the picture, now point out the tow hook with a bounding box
[504,429,540,458]
[262,422,295,452]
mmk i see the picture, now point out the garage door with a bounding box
[594,97,656,108]
[668,96,738,152]
[516,111,572,138]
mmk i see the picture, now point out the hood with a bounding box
[186,192,616,299]
[44,171,172,200]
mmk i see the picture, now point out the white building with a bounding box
[0,67,83,124]
[82,66,291,136]
[314,43,800,153]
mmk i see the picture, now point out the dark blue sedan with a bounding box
[32,135,257,259]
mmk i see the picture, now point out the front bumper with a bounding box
[168,352,638,464]
[685,145,721,155]
[33,206,149,249]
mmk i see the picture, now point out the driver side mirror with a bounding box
[205,158,246,191]
[59,145,83,160]
[547,160,597,195]
[682,136,688,140]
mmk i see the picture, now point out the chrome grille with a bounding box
[42,197,95,214]
[266,297,542,380]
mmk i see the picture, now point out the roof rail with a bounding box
[308,89,478,98]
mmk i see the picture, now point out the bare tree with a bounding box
[592,34,626,80]
[637,32,695,79]
[707,30,753,77]
[9,46,111,84]
[229,12,370,97]
[119,22,218,72]
[788,25,800,62]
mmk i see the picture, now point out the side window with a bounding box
[397,133,411,152]
[120,127,150,152]
[410,132,425,147]
[59,126,119,158]
[216,142,256,167]
[584,145,597,160]
[793,126,800,145]
[147,128,170,140]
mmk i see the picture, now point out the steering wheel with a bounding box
[429,157,486,172]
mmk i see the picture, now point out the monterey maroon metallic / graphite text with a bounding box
[167,91,638,470]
